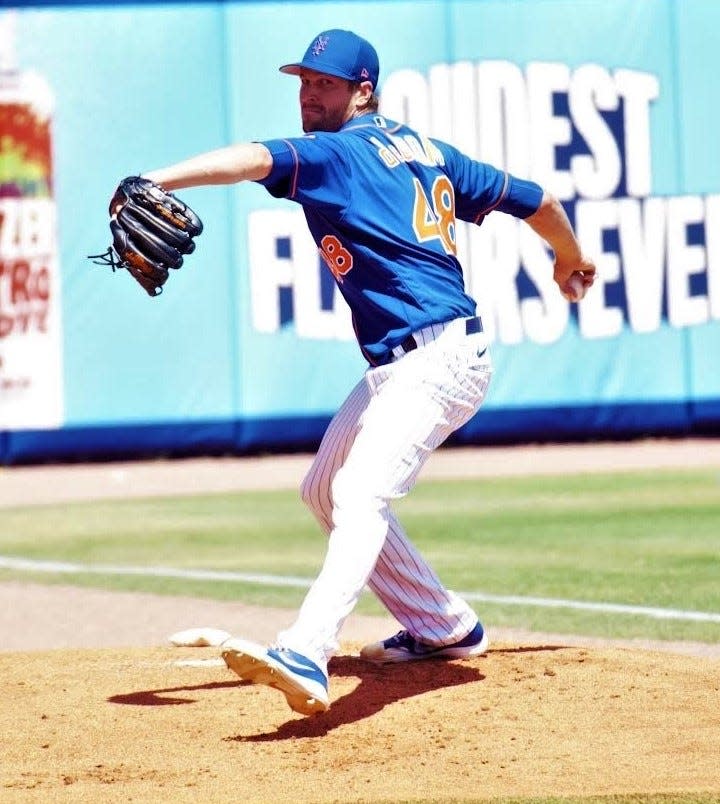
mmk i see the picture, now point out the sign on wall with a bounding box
[1,0,719,462]
[0,10,63,430]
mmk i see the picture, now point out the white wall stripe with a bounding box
[1,555,718,624]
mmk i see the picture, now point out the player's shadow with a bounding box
[107,645,568,735]
[230,644,570,741]
[229,654,484,741]
[108,679,238,706]
[105,659,483,721]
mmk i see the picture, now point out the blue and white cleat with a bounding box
[221,638,329,716]
[360,621,488,663]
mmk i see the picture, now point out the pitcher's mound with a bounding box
[2,642,718,802]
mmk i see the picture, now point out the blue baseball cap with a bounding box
[280,29,379,89]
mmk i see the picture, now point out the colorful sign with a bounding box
[1,0,719,461]
[0,10,63,430]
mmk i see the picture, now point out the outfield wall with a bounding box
[1,0,719,464]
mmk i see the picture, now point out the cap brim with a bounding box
[279,63,303,76]
[279,61,360,82]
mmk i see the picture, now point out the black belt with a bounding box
[398,316,483,355]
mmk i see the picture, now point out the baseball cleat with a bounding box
[221,638,329,716]
[360,621,488,663]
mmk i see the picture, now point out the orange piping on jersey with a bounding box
[283,139,301,198]
[473,171,509,224]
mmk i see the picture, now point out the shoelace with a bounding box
[387,630,449,655]
[387,630,422,649]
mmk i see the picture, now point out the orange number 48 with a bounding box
[412,176,456,255]
[319,234,354,280]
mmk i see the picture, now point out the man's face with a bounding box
[298,69,357,133]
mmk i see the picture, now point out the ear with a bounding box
[354,80,374,109]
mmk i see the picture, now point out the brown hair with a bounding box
[349,81,380,113]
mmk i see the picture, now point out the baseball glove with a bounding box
[88,176,203,297]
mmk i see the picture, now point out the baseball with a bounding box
[567,274,585,302]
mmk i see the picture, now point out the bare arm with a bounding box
[142,142,273,191]
[525,191,596,299]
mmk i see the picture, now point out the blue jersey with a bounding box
[257,115,542,365]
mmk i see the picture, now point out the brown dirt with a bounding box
[2,645,718,802]
[2,439,720,801]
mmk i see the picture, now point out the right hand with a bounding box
[554,255,596,302]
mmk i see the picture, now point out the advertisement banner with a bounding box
[0,0,718,462]
[0,10,63,430]
[225,0,719,441]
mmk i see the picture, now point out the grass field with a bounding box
[2,467,719,645]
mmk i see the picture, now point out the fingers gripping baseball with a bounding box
[555,256,596,303]
[563,273,588,303]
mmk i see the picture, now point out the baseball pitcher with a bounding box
[107,29,595,716]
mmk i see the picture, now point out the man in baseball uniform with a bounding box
[145,29,595,716]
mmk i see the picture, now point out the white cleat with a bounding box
[360,621,488,663]
[222,638,329,716]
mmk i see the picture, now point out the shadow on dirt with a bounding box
[231,645,570,740]
[108,679,239,706]
[227,655,483,740]
[106,645,568,732]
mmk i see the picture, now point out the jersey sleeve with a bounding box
[434,139,543,224]
[254,135,351,214]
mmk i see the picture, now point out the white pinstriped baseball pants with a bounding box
[276,318,493,671]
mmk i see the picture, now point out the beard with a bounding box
[301,104,347,133]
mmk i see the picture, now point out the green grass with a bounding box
[1,468,719,644]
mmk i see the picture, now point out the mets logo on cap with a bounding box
[312,35,329,56]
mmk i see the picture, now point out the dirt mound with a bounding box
[2,643,718,802]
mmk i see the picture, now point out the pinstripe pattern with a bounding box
[277,319,492,669]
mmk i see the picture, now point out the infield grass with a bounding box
[1,467,719,644]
